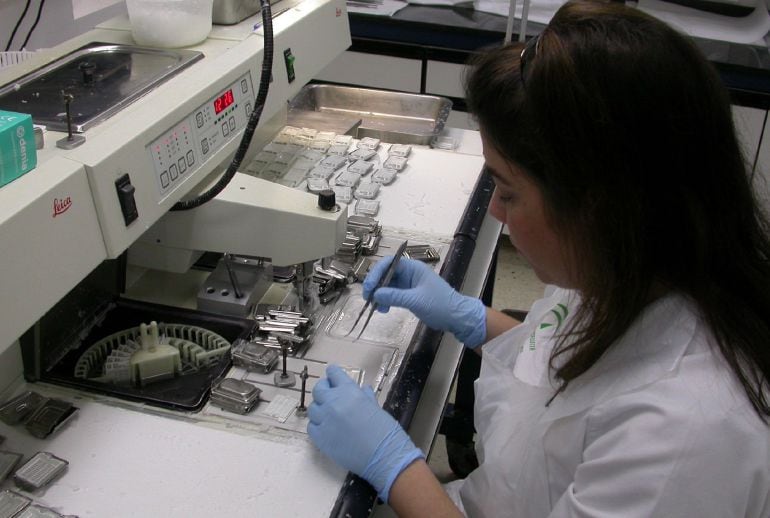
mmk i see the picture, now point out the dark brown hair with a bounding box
[466,0,770,418]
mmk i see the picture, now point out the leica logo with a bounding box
[53,197,72,217]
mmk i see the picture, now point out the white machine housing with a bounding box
[134,173,347,268]
[0,0,351,367]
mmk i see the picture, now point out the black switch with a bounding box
[115,174,138,226]
[284,48,296,83]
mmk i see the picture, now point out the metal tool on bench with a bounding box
[346,240,409,341]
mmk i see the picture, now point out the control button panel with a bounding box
[147,71,255,197]
[150,118,195,196]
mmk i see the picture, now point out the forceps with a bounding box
[346,240,409,341]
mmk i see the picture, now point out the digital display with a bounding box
[214,89,235,114]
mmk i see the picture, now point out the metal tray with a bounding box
[213,0,288,24]
[288,84,452,145]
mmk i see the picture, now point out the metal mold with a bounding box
[24,398,78,439]
[232,340,280,373]
[289,85,452,145]
[209,378,261,414]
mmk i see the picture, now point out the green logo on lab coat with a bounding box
[529,303,569,351]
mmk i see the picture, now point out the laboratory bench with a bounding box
[0,127,501,518]
[0,3,509,516]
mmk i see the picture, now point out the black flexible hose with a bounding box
[19,0,46,51]
[5,0,32,52]
[171,0,274,211]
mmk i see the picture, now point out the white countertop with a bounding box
[0,129,495,518]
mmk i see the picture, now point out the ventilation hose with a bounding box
[171,0,275,211]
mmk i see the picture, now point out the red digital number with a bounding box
[213,90,235,115]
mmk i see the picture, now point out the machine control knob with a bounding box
[317,189,338,211]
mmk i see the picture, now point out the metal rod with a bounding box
[63,92,75,141]
[298,366,308,410]
[223,254,243,299]
[281,344,288,377]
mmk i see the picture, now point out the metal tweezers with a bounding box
[346,240,409,341]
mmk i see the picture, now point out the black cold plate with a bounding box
[39,298,256,412]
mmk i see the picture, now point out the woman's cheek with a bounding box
[489,192,506,223]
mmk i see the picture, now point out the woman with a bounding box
[307,1,770,515]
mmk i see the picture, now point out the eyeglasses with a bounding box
[519,34,540,86]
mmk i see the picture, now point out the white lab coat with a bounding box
[444,287,770,517]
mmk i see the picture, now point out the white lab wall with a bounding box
[1,0,125,52]
[314,50,422,92]
[425,59,466,98]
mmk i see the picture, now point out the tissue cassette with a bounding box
[14,504,65,518]
[333,186,353,204]
[13,452,68,491]
[356,199,380,216]
[0,110,37,188]
[0,490,31,518]
[348,160,373,176]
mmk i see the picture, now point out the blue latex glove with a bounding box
[363,257,487,348]
[308,365,424,503]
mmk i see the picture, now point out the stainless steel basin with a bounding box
[0,43,202,133]
[289,84,452,145]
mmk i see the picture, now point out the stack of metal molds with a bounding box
[313,215,382,304]
[241,306,314,358]
[346,215,382,256]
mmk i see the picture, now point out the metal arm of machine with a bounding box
[130,172,347,268]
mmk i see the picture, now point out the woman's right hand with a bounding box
[363,257,488,348]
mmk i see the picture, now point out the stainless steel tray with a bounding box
[214,0,261,24]
[288,85,452,145]
[213,0,290,25]
[0,43,202,133]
